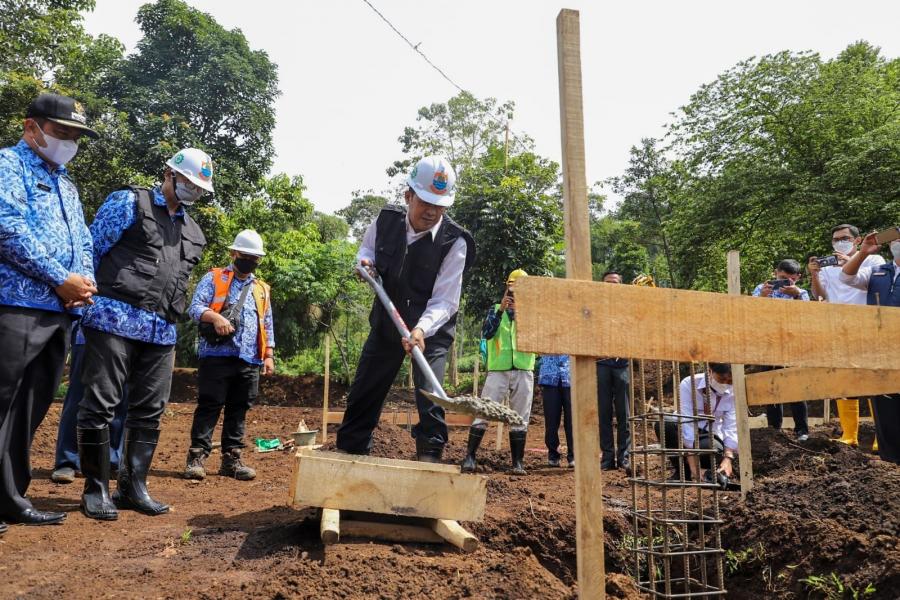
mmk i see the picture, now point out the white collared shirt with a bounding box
[357,213,468,338]
[819,254,885,303]
[678,373,738,452]
[839,258,900,290]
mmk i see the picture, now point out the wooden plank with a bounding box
[557,9,605,600]
[321,335,331,444]
[325,410,474,427]
[341,519,444,544]
[473,359,480,396]
[745,367,900,406]
[291,449,487,521]
[514,277,900,370]
[320,508,340,544]
[431,519,479,553]
[727,251,754,499]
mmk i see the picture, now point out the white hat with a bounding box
[166,147,214,193]
[407,155,456,207]
[228,229,265,256]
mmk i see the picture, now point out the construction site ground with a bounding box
[1,373,897,599]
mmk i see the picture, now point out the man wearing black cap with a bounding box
[0,93,98,529]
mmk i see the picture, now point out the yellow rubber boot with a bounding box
[868,399,879,453]
[832,398,859,447]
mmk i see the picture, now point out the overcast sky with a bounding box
[83,1,900,215]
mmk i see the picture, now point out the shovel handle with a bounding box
[356,265,450,401]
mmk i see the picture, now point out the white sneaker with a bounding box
[796,434,809,442]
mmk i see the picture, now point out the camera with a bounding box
[767,279,792,290]
[815,255,839,268]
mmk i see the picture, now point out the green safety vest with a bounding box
[486,305,536,372]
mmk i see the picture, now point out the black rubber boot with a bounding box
[77,427,118,521]
[415,436,444,463]
[113,428,169,516]
[509,430,527,475]
[461,427,486,473]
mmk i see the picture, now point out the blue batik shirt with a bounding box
[188,266,275,366]
[539,354,571,387]
[0,140,93,313]
[81,187,184,345]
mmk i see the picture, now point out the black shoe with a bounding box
[78,427,118,521]
[621,458,632,476]
[548,456,561,468]
[601,462,617,471]
[415,436,444,463]
[3,508,66,526]
[509,431,527,475]
[461,427,485,473]
[0,522,6,535]
[113,427,169,516]
[219,448,256,480]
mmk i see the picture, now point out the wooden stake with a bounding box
[473,359,480,396]
[320,508,340,544]
[450,340,459,388]
[408,357,414,389]
[495,394,507,451]
[727,251,754,499]
[431,519,479,553]
[557,9,605,599]
[321,334,331,444]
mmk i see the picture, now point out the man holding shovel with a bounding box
[336,156,475,462]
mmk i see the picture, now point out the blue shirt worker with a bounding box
[184,229,275,482]
[840,233,900,464]
[539,354,573,468]
[76,148,211,521]
[751,259,811,441]
[0,93,98,530]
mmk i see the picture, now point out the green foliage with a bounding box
[723,542,767,575]
[336,192,390,239]
[452,145,562,316]
[590,216,651,282]
[800,572,875,600]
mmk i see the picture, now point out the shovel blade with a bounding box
[419,389,525,427]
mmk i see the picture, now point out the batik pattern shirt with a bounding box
[0,140,93,312]
[81,187,184,345]
[188,266,275,366]
[538,354,571,387]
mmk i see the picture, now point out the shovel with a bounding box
[356,264,524,426]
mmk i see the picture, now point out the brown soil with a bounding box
[1,378,896,599]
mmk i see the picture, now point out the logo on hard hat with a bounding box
[71,101,87,124]
[198,160,212,180]
[174,153,185,164]
[429,169,449,195]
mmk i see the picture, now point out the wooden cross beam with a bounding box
[745,367,900,406]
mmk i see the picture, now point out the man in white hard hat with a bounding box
[76,148,211,521]
[336,155,475,462]
[183,229,275,481]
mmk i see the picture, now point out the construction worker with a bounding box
[462,269,536,475]
[336,156,475,461]
[77,148,211,521]
[184,229,275,481]
[840,232,900,464]
[0,93,98,528]
[808,224,885,450]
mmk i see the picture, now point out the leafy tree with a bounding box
[313,211,350,243]
[590,216,651,282]
[336,191,390,240]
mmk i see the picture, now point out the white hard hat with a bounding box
[407,155,456,207]
[228,229,265,256]
[166,148,214,193]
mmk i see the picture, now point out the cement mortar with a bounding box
[421,390,526,426]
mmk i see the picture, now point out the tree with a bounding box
[452,145,562,316]
[102,0,279,205]
[336,192,390,240]
[590,216,651,282]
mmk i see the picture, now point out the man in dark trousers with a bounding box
[336,155,475,462]
[77,148,211,521]
[597,271,631,471]
[840,232,900,464]
[0,93,98,529]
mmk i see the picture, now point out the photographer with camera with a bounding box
[183,230,275,482]
[752,259,810,441]
[808,224,885,450]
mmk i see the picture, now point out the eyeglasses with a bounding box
[832,236,854,242]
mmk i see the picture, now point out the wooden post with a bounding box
[473,359,480,396]
[495,395,507,451]
[408,357,414,389]
[823,398,831,423]
[321,334,331,444]
[726,251,754,499]
[557,10,605,599]
[449,341,459,388]
[320,508,340,544]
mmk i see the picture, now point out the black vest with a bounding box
[867,262,900,308]
[96,186,206,323]
[370,205,475,341]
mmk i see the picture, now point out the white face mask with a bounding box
[175,182,203,206]
[891,241,900,260]
[32,127,78,166]
[833,240,854,255]
[708,376,732,395]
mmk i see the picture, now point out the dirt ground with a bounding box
[1,374,897,599]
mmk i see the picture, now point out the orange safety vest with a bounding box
[209,267,271,361]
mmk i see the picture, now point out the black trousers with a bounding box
[542,384,573,461]
[190,356,260,453]
[872,394,900,464]
[0,306,71,516]
[78,327,174,430]
[766,401,808,435]
[336,327,451,454]
[654,419,724,477]
[597,364,631,466]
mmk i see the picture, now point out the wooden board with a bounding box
[341,519,444,544]
[745,367,900,406]
[325,410,474,427]
[727,251,753,498]
[557,9,605,600]
[514,277,900,370]
[290,449,487,522]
